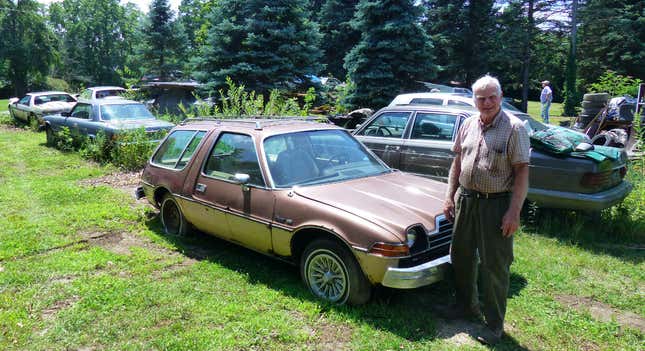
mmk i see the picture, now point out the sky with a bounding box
[38,0,182,13]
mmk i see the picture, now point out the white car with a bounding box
[78,86,126,100]
[388,92,547,131]
[8,91,77,125]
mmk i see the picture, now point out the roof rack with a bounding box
[179,116,331,130]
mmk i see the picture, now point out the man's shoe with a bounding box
[475,327,503,346]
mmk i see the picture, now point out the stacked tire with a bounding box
[578,93,609,126]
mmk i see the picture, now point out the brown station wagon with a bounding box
[137,119,452,304]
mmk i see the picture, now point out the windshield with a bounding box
[264,130,389,187]
[100,104,154,120]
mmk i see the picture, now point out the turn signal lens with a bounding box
[368,242,410,257]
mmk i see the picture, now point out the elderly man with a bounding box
[540,80,553,123]
[442,75,530,345]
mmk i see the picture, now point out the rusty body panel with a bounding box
[139,119,452,299]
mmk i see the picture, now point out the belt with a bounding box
[460,187,510,199]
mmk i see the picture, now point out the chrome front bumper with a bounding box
[381,255,451,289]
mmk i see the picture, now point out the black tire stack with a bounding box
[577,93,609,128]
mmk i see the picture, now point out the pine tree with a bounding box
[142,0,187,78]
[423,0,495,87]
[344,0,436,109]
[319,0,361,79]
[194,0,322,96]
[577,0,644,87]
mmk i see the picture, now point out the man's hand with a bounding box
[443,199,455,222]
[501,208,520,237]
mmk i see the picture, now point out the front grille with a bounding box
[399,215,453,268]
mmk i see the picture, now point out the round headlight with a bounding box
[406,228,417,247]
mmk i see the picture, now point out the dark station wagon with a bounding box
[138,119,453,304]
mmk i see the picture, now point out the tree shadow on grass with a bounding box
[145,216,529,348]
[525,208,644,264]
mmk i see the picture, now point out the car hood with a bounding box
[293,171,447,240]
[36,101,75,112]
[106,119,174,130]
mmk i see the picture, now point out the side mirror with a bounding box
[233,173,251,192]
[61,112,71,117]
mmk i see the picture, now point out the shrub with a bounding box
[110,128,167,171]
[588,71,642,97]
[79,130,113,163]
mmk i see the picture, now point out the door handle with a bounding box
[385,145,400,151]
[195,183,207,193]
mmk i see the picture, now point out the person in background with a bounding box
[540,80,553,124]
[441,74,530,346]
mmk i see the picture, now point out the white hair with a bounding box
[472,75,502,96]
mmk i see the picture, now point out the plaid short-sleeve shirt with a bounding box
[452,110,530,193]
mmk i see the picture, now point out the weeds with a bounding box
[51,127,166,171]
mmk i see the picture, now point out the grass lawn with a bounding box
[525,100,577,127]
[0,120,643,350]
[1,99,8,114]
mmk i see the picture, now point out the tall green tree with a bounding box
[194,0,322,95]
[577,0,644,87]
[48,0,139,86]
[344,0,436,109]
[319,0,361,79]
[141,0,187,78]
[422,0,495,87]
[0,0,57,95]
[178,0,207,55]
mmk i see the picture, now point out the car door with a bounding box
[14,96,31,122]
[353,111,412,169]
[64,103,93,136]
[400,112,461,181]
[193,132,274,253]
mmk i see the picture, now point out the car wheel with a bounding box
[300,239,371,305]
[45,126,55,146]
[160,194,189,236]
[28,113,39,130]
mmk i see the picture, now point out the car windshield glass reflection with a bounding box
[100,104,154,120]
[265,130,390,187]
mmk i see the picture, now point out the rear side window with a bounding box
[356,112,411,138]
[152,130,205,169]
[410,113,457,141]
[447,99,474,108]
[409,98,443,105]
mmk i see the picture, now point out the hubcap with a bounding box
[307,251,347,302]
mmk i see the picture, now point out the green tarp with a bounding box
[530,126,620,163]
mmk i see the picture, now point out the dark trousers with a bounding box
[450,189,514,332]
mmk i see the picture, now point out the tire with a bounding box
[582,93,609,103]
[45,126,55,146]
[582,109,602,117]
[300,239,371,305]
[28,113,39,130]
[8,107,16,122]
[581,101,605,109]
[160,194,189,236]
